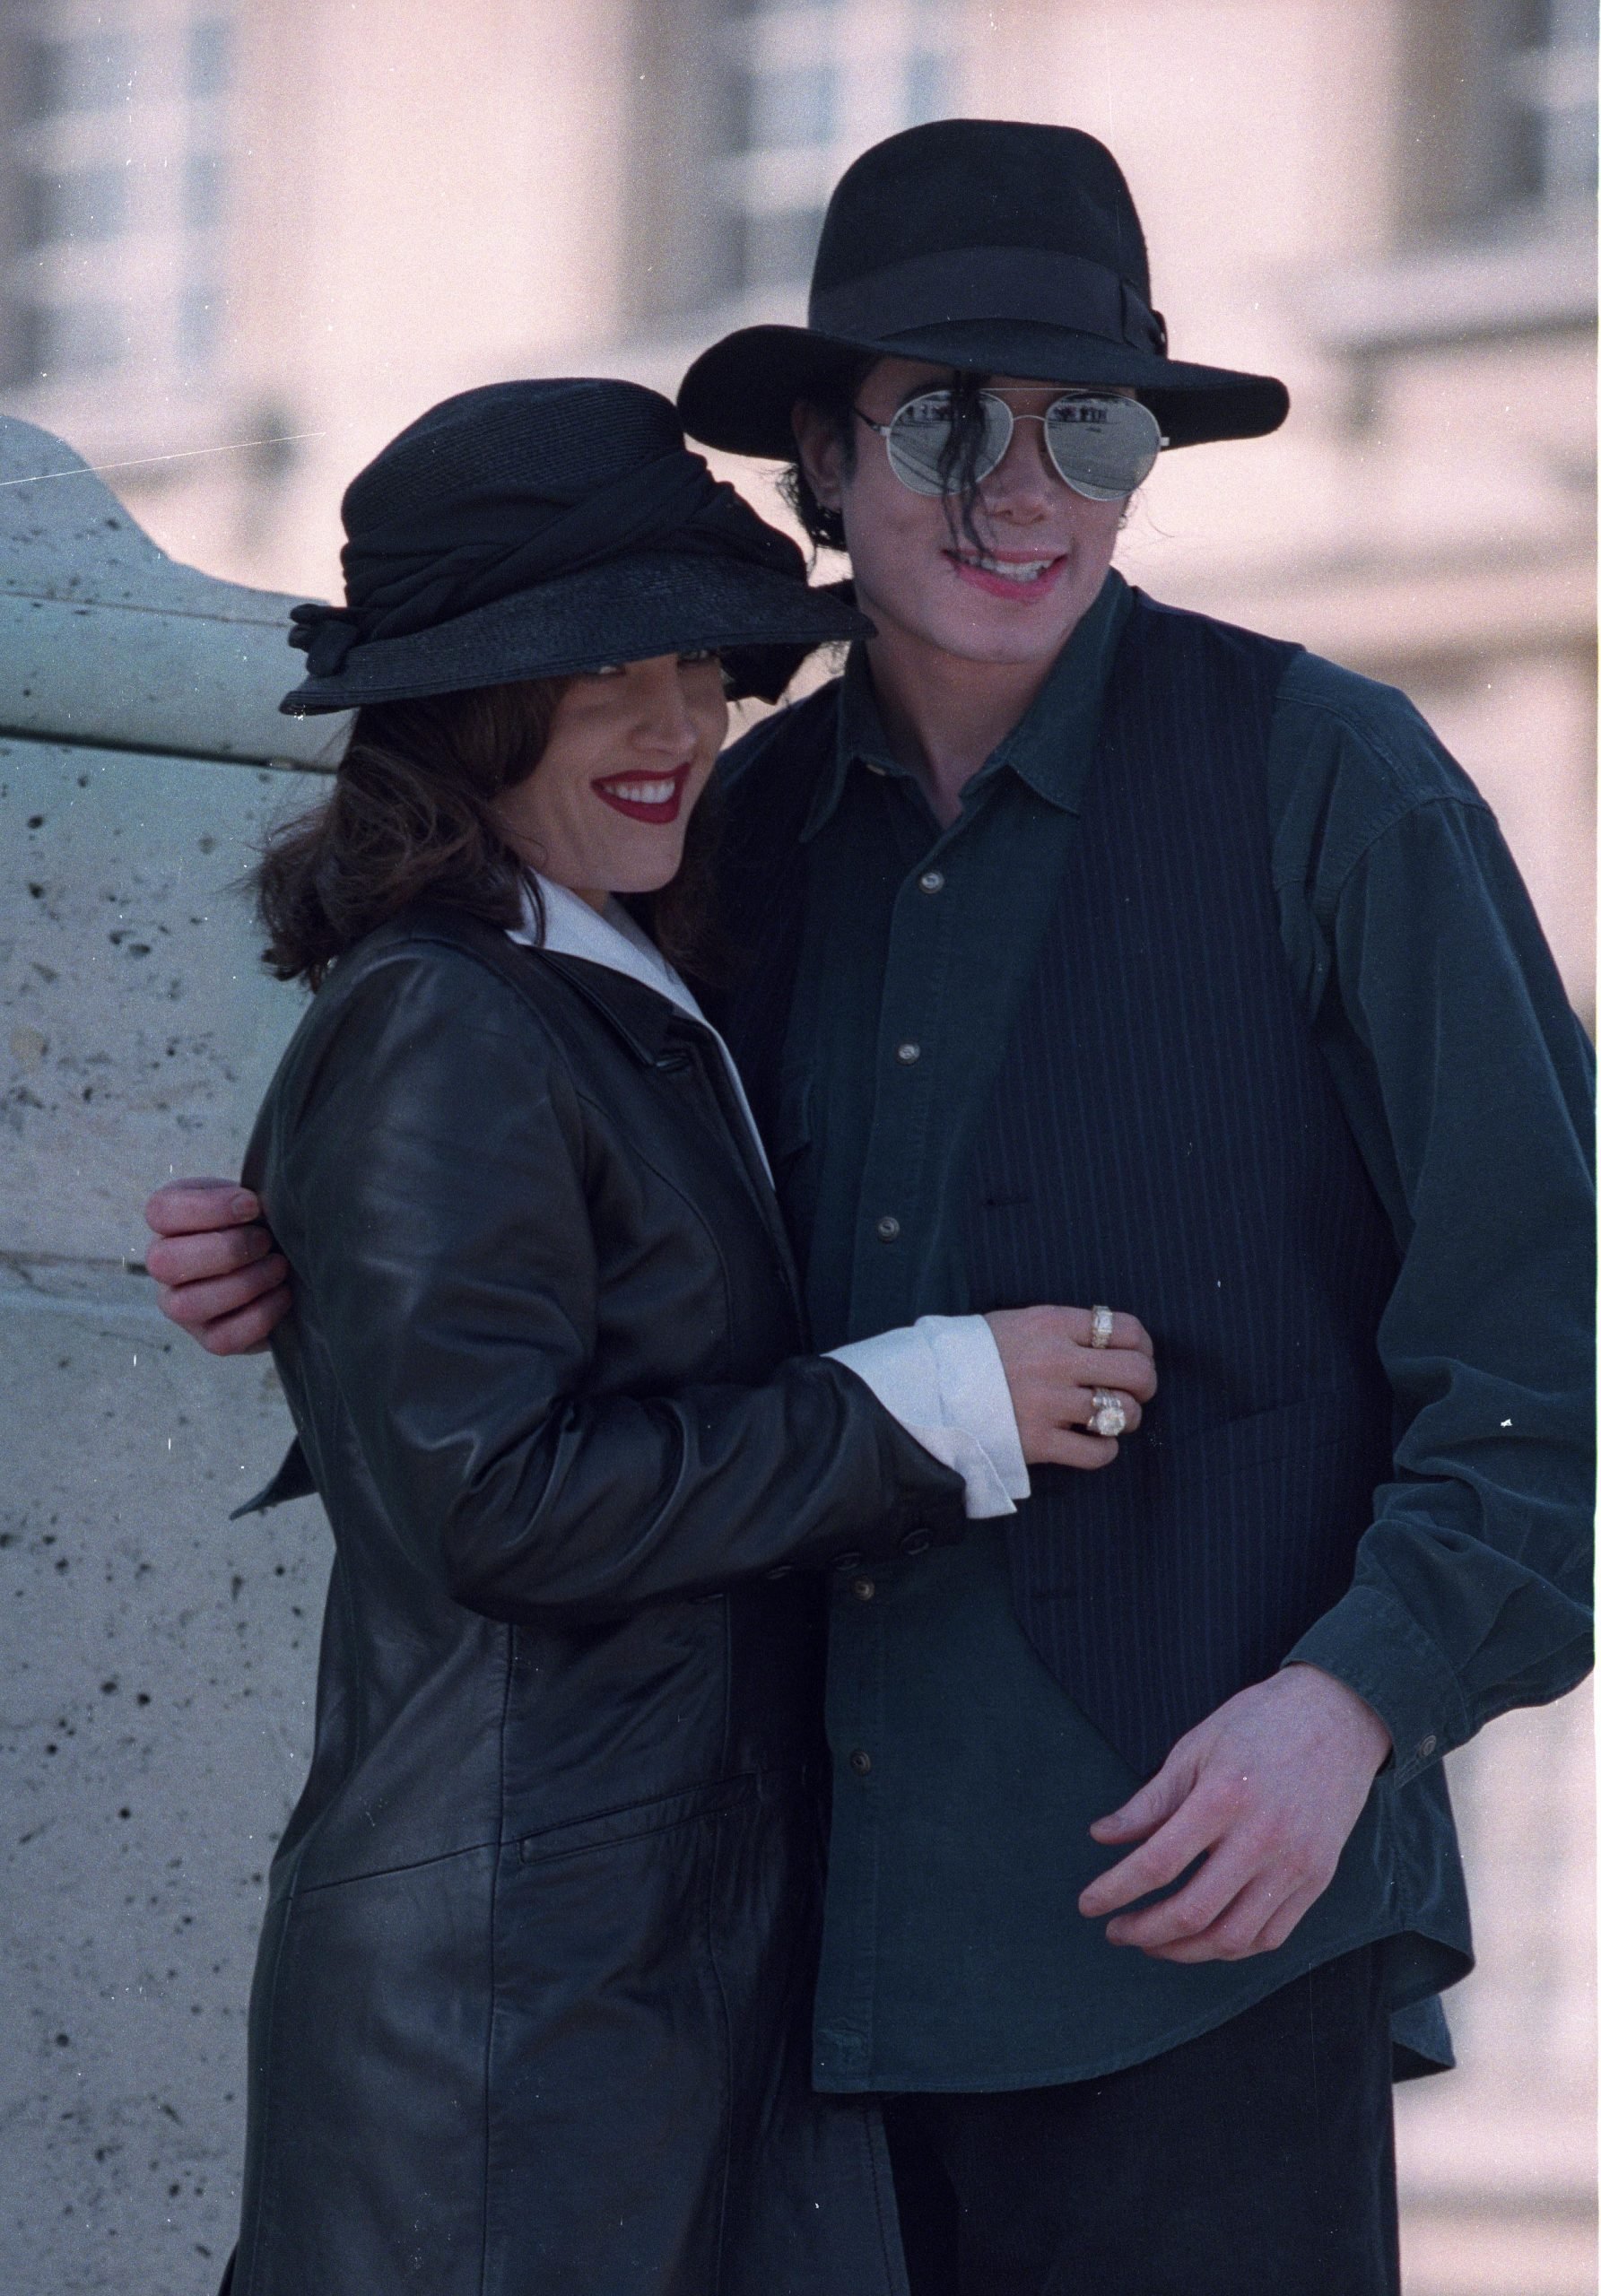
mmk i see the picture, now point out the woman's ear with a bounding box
[790,399,846,513]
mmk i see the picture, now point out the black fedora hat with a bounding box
[678,119,1288,460]
[281,378,872,715]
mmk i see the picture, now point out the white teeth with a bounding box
[605,778,676,804]
[959,554,1054,580]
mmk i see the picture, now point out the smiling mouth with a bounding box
[946,549,1067,595]
[591,764,693,824]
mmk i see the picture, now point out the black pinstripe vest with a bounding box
[714,596,1400,1775]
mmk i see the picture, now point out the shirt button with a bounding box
[848,1749,873,1776]
[875,1214,901,1241]
[896,1041,921,1065]
[918,869,945,894]
[851,1577,876,1603]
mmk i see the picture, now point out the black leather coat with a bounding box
[227,906,965,2296]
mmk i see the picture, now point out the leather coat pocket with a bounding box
[515,1772,761,1866]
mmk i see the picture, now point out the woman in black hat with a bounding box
[216,378,1121,2296]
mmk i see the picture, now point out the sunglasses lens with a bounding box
[1043,396,1162,500]
[883,393,1011,496]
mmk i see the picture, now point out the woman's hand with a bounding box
[984,1305,1155,1469]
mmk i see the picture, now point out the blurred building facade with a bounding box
[0,4,1593,2292]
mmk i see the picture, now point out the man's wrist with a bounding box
[1279,1660,1393,1770]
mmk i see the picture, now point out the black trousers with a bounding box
[884,1945,1400,2296]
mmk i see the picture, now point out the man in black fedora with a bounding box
[668,117,1593,2293]
[147,120,1591,2293]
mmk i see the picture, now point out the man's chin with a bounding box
[859,587,1083,670]
[927,605,1083,667]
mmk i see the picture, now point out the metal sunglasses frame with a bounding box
[853,387,1168,503]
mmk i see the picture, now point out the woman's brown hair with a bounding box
[256,677,720,991]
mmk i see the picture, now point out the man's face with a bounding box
[795,357,1127,667]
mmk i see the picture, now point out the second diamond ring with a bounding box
[1089,1389,1127,1439]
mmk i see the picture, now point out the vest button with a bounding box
[851,1577,876,1603]
[848,1749,873,1776]
[898,1527,933,1556]
[875,1214,901,1241]
[918,869,945,894]
[896,1041,921,1065]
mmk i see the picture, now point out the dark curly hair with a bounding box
[780,358,1003,565]
[255,677,721,991]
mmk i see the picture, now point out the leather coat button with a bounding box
[897,1527,932,1556]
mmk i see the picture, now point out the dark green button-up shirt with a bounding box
[761,571,1593,2094]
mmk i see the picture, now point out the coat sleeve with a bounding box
[1275,695,1595,1783]
[265,946,966,1620]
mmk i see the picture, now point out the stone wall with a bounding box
[0,418,336,2292]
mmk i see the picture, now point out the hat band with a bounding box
[810,247,1167,358]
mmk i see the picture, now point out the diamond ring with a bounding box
[1089,1389,1127,1439]
[1089,1304,1114,1349]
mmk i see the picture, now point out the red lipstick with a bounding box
[591,764,692,824]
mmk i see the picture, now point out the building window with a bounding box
[1401,0,1598,243]
[1505,0,1598,213]
[726,0,966,296]
[0,1,233,398]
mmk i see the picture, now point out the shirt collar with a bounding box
[801,567,1134,843]
[505,874,773,1180]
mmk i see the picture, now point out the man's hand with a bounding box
[1078,1665,1392,1961]
[985,1305,1155,1470]
[144,1178,291,1355]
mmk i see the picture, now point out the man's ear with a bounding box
[790,399,845,511]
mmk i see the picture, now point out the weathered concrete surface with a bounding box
[1,422,338,2292]
[0,415,340,767]
[0,1263,326,2292]
[2,733,316,1265]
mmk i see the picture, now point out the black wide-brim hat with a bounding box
[678,119,1289,460]
[281,378,873,715]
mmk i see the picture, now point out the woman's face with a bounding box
[493,651,727,909]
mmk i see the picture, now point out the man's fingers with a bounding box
[1135,1875,1323,1964]
[1079,1799,1216,1917]
[144,1179,261,1236]
[195,1292,291,1356]
[156,1256,290,1334]
[1100,1839,1259,1950]
[1086,1748,1195,1849]
[145,1224,274,1286]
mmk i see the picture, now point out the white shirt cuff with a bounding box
[826,1313,1030,1519]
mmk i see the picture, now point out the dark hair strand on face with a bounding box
[783,359,996,564]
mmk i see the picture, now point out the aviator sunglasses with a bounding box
[855,388,1166,503]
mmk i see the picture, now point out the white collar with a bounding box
[507,874,701,1022]
[506,875,772,1181]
